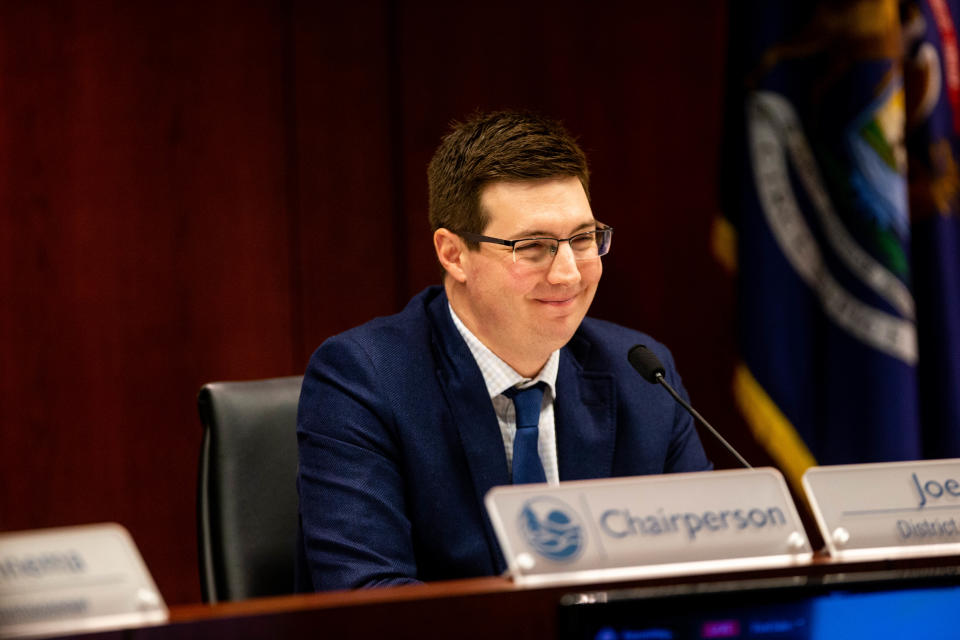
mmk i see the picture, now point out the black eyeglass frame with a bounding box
[457,222,613,263]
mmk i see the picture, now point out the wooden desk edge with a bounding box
[169,575,516,622]
[168,550,960,625]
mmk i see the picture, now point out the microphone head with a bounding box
[627,344,665,383]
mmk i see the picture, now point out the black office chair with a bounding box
[196,375,303,603]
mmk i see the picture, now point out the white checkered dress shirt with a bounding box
[449,304,560,484]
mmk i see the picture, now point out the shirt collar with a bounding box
[448,303,559,400]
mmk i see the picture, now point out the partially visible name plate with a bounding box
[0,523,167,639]
[485,468,812,587]
[804,458,960,561]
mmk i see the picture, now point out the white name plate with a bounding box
[485,468,812,587]
[804,458,960,560]
[0,523,167,639]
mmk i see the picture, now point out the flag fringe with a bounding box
[711,215,738,274]
[733,363,816,492]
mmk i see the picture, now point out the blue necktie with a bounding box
[504,383,547,484]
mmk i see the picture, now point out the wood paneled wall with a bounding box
[0,1,753,604]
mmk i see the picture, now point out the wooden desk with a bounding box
[83,553,960,639]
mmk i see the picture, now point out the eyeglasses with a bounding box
[458,223,612,268]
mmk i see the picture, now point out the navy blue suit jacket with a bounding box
[296,286,711,591]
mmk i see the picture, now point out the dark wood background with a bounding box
[0,0,758,604]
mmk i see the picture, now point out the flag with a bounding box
[718,0,960,488]
[904,0,960,458]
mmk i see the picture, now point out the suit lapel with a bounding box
[555,334,617,481]
[426,292,510,569]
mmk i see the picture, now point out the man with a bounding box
[296,111,711,591]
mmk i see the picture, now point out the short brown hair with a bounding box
[427,110,590,242]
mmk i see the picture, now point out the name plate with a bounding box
[803,459,960,560]
[485,468,812,587]
[0,523,167,638]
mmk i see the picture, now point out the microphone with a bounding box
[628,344,752,469]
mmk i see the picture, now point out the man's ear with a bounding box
[433,228,469,283]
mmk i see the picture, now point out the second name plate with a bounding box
[803,458,960,560]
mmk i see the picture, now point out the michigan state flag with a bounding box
[718,0,960,488]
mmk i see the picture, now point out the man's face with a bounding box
[455,176,602,374]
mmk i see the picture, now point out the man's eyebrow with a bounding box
[512,220,597,238]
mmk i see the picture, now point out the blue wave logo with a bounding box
[518,497,584,562]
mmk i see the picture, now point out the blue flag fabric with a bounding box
[718,0,960,487]
[906,0,960,458]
